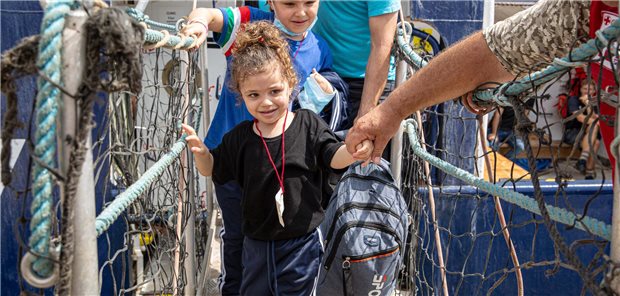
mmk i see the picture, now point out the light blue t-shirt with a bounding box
[313,0,400,79]
[204,6,334,150]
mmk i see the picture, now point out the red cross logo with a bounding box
[604,15,612,26]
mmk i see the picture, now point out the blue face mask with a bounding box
[298,74,335,114]
[273,16,318,37]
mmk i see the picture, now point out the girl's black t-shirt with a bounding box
[211,109,343,240]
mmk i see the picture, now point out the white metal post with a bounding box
[476,0,495,178]
[181,50,197,296]
[609,0,619,283]
[197,38,216,296]
[391,15,410,186]
[391,60,407,187]
[61,9,99,295]
[610,101,620,292]
[135,0,150,12]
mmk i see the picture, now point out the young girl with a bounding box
[183,22,372,295]
[181,2,346,293]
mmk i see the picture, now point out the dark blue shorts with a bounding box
[241,229,324,296]
[215,182,244,295]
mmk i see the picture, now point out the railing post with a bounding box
[612,3,620,292]
[61,9,99,295]
[610,104,620,292]
[181,49,197,296]
[196,36,216,296]
[391,59,407,187]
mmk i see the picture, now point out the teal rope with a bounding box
[126,8,178,32]
[404,120,611,240]
[143,29,196,50]
[95,135,188,236]
[395,18,620,107]
[29,0,73,279]
[396,27,428,70]
[125,8,196,50]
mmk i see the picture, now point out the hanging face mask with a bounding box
[298,74,335,114]
[273,17,318,37]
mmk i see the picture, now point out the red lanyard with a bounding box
[255,110,289,193]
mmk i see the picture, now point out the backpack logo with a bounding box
[369,274,387,296]
[363,235,380,247]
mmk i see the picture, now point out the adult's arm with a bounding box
[347,0,589,161]
[348,32,514,161]
[357,11,398,118]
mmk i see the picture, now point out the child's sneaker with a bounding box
[576,159,587,174]
[584,170,596,180]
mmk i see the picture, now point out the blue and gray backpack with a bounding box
[318,160,410,296]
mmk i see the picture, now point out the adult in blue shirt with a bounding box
[314,0,401,130]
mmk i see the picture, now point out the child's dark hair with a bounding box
[229,21,298,95]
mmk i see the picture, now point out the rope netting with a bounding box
[394,20,619,295]
[94,46,208,295]
[1,5,211,294]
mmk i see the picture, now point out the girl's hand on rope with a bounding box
[182,19,209,49]
[182,124,209,156]
[461,91,492,115]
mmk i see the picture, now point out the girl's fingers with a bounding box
[181,123,197,135]
[185,135,201,143]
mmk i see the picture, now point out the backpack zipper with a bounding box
[324,222,401,271]
[324,202,402,246]
[347,245,400,263]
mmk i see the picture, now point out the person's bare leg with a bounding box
[586,138,600,171]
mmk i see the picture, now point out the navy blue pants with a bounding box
[215,182,244,296]
[241,229,324,296]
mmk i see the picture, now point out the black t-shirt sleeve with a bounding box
[210,132,237,185]
[312,113,344,168]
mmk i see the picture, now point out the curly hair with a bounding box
[229,21,298,96]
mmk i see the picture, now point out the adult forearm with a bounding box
[382,32,514,120]
[359,44,392,117]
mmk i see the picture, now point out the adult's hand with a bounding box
[346,103,402,164]
[460,91,492,115]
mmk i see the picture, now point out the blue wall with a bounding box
[412,0,484,186]
[1,2,46,295]
[417,181,613,295]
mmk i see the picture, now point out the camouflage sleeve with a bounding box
[483,0,590,76]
